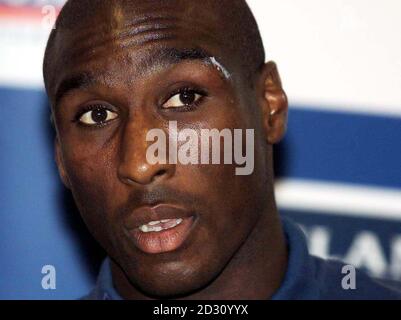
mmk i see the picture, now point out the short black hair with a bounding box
[43,0,265,102]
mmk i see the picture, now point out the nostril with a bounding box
[154,169,167,178]
[118,164,174,186]
[151,169,169,182]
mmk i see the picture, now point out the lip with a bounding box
[124,204,194,229]
[127,215,196,254]
[123,204,197,254]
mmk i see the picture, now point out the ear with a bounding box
[55,137,71,189]
[258,61,288,144]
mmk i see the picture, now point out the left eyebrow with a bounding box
[161,47,211,61]
[155,48,231,79]
[54,47,229,106]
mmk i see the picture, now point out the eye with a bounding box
[162,89,203,109]
[78,105,118,126]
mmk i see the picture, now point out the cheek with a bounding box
[61,143,121,250]
[61,133,119,199]
[174,106,265,231]
[176,160,263,243]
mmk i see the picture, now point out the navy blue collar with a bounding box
[92,217,320,300]
[271,218,320,299]
[94,257,123,300]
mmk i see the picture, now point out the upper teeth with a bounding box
[139,218,183,233]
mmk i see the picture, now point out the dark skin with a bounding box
[48,0,289,299]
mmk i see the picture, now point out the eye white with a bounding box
[163,92,202,109]
[79,109,118,125]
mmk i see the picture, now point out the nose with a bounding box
[117,113,175,186]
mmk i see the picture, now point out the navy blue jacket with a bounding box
[83,218,401,300]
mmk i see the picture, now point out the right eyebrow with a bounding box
[54,72,96,107]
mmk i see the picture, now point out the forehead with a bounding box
[49,1,238,96]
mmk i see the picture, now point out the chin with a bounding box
[136,279,200,298]
[125,259,220,299]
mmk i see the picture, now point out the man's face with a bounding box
[51,1,276,297]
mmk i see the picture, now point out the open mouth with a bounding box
[128,215,196,254]
[138,218,184,233]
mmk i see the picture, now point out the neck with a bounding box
[112,203,287,300]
